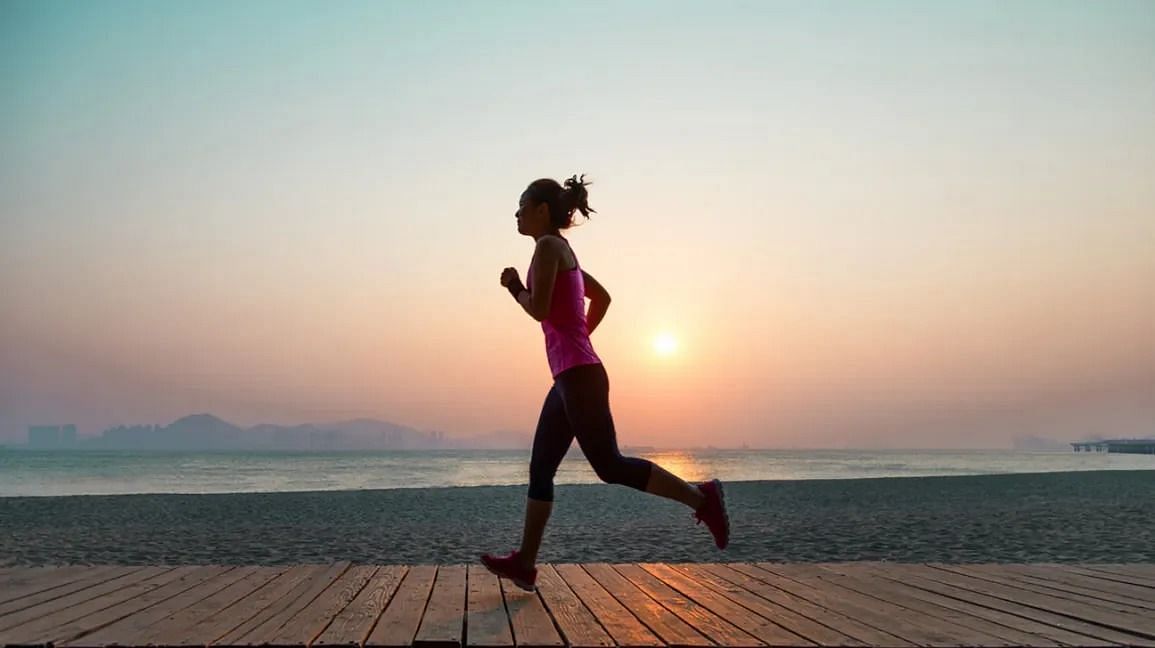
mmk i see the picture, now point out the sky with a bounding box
[2,0,1153,449]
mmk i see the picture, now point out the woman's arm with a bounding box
[582,270,611,334]
[516,237,562,321]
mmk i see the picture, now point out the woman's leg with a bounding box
[644,464,705,509]
[558,363,704,510]
[518,386,575,566]
[516,498,552,567]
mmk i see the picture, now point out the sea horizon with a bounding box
[3,446,1151,499]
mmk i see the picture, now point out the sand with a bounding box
[1,470,1152,566]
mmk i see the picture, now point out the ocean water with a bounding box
[1,448,1151,497]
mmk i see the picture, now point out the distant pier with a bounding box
[1071,438,1155,454]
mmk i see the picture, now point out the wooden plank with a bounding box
[59,566,244,647]
[0,566,183,645]
[0,566,172,636]
[551,564,660,648]
[0,566,54,585]
[37,567,231,645]
[1067,565,1155,589]
[966,564,1155,611]
[465,565,513,648]
[365,565,437,648]
[942,564,1154,614]
[1054,565,1155,601]
[263,564,376,647]
[413,564,466,648]
[263,564,375,646]
[501,578,564,648]
[845,563,1120,648]
[813,564,1059,647]
[738,563,934,647]
[614,563,763,647]
[533,565,613,648]
[0,567,139,616]
[315,566,408,648]
[219,561,352,646]
[798,564,1029,646]
[1042,565,1155,606]
[865,563,1137,647]
[707,564,911,647]
[673,564,865,647]
[1089,564,1155,579]
[755,563,1005,648]
[642,564,811,647]
[582,563,707,647]
[925,564,1155,639]
[191,565,322,646]
[0,567,122,607]
[50,563,235,642]
[883,564,1155,647]
[137,566,286,646]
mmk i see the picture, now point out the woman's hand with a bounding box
[501,267,528,304]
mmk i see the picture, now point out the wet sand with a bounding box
[1,470,1152,566]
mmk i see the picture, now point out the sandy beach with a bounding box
[1,470,1151,566]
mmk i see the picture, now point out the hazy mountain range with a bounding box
[21,414,532,451]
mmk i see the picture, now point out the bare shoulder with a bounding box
[536,234,566,252]
[536,235,575,266]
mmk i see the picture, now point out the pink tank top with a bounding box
[527,241,602,378]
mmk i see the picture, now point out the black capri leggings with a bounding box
[528,362,655,501]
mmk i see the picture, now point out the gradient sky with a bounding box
[2,0,1153,448]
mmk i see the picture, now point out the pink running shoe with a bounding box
[480,550,537,591]
[694,479,730,550]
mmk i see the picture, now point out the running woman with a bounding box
[482,174,730,591]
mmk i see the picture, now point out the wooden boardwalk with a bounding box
[2,563,1154,647]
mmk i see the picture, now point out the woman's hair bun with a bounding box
[561,174,595,222]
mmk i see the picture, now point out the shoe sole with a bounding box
[481,560,536,592]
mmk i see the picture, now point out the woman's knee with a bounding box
[591,455,652,490]
[589,455,629,485]
[590,461,620,485]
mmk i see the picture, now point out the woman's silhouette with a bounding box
[482,175,729,591]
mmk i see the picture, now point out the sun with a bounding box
[652,332,678,357]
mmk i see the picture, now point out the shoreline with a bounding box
[2,467,1151,501]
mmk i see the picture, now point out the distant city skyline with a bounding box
[12,412,1151,453]
[16,414,512,451]
[3,1,1153,449]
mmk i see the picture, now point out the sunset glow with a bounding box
[2,2,1152,449]
[652,333,679,357]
